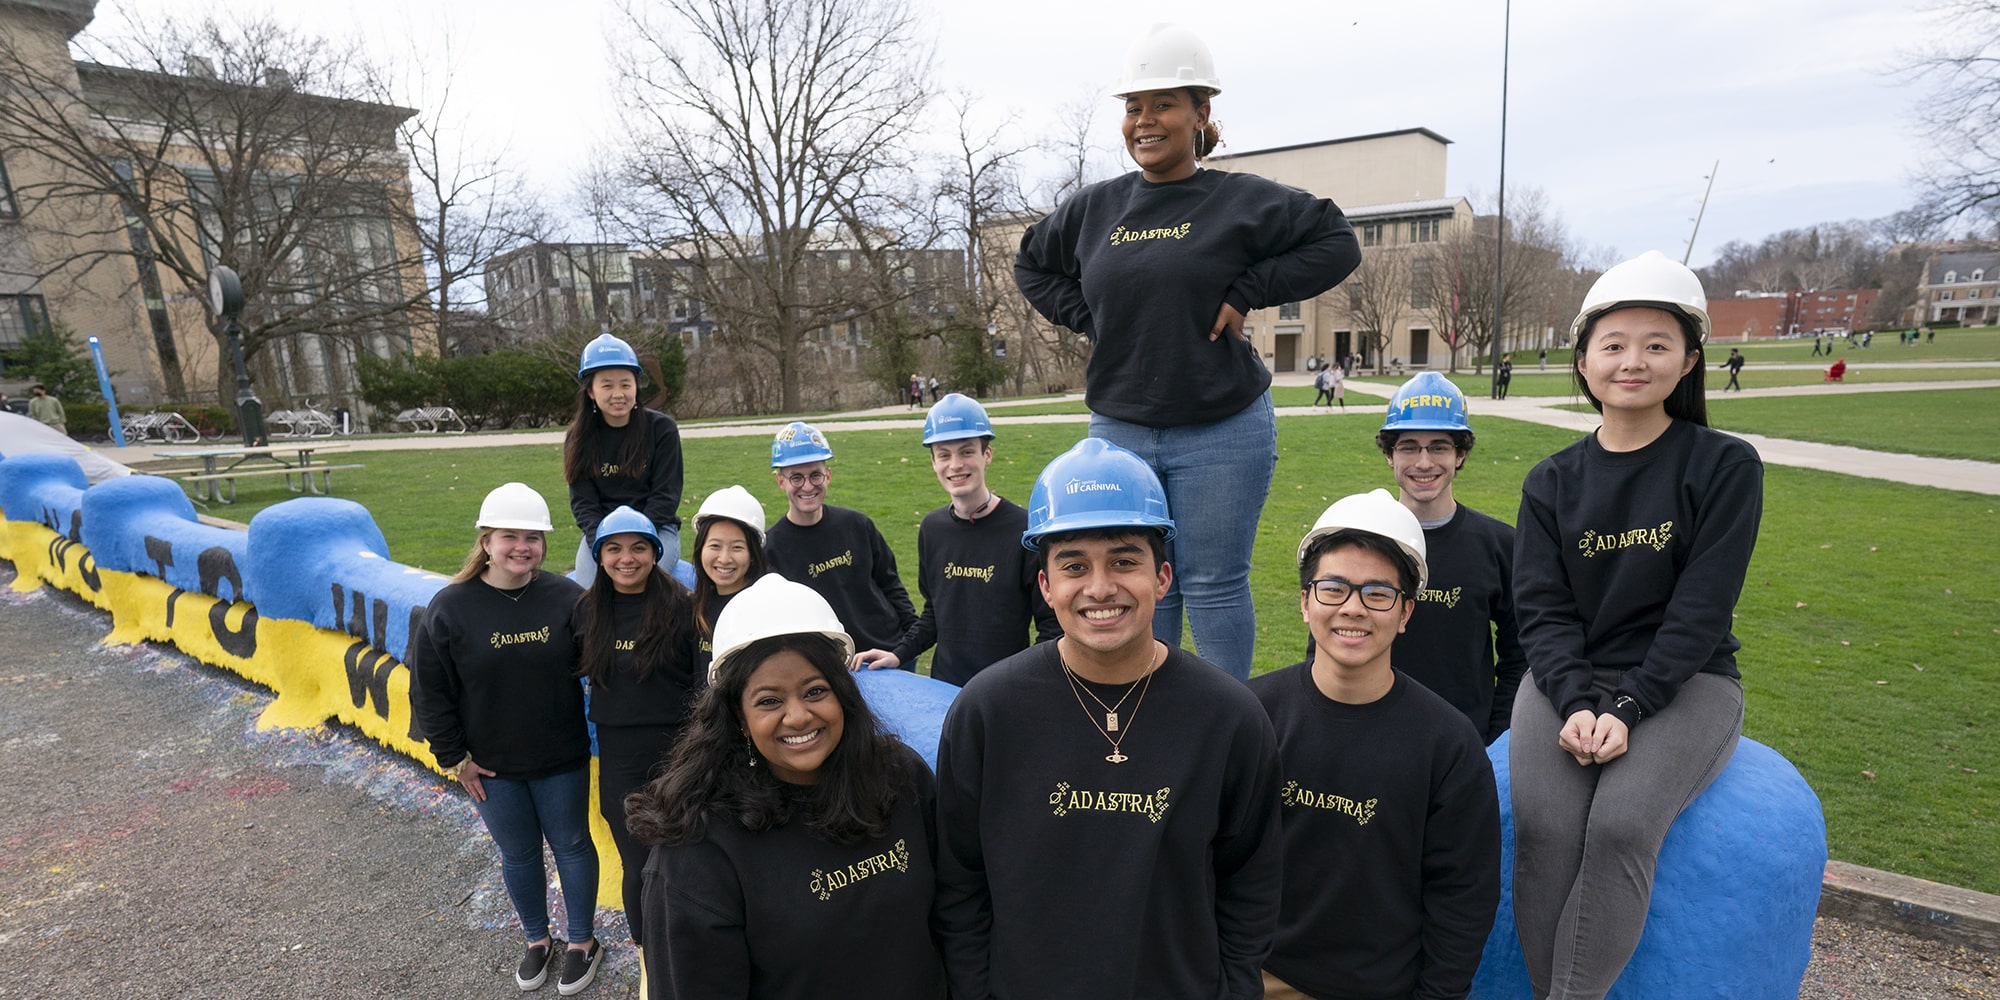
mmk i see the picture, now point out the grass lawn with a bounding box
[1707,388,2000,462]
[1725,325,2000,364]
[129,410,2000,893]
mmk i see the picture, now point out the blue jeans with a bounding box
[472,765,599,944]
[1090,392,1276,681]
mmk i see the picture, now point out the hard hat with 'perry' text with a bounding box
[708,574,854,682]
[577,332,643,381]
[1110,23,1222,99]
[1297,489,1429,595]
[1022,438,1175,551]
[1569,250,1711,344]
[476,482,554,532]
[771,421,834,468]
[693,485,767,544]
[922,393,995,446]
[592,505,661,562]
[1381,372,1471,433]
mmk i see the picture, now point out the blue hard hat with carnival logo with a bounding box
[1381,371,1471,432]
[771,421,834,468]
[1022,438,1175,551]
[577,333,643,381]
[592,505,661,561]
[922,393,994,446]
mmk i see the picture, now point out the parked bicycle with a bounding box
[266,399,339,439]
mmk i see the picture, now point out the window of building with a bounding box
[1347,284,1363,311]
[1940,290,1955,300]
[1361,223,1382,247]
[1410,258,1433,309]
[1409,218,1440,243]
[0,154,17,219]
[1278,301,1301,320]
[1970,288,1982,299]
[1944,271,1956,283]
[1975,269,1987,282]
[0,294,48,349]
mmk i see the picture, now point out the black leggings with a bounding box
[596,724,678,942]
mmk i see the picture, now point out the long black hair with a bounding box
[562,371,653,485]
[624,633,912,848]
[1571,304,1709,427]
[692,515,769,636]
[574,559,697,688]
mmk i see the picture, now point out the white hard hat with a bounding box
[708,574,855,681]
[1296,489,1428,594]
[1110,23,1222,99]
[476,482,553,532]
[693,485,767,544]
[1569,250,1711,344]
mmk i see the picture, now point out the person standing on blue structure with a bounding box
[763,421,917,658]
[1013,23,1361,681]
[1511,251,1763,1000]
[850,393,1060,685]
[1375,372,1526,744]
[564,333,684,587]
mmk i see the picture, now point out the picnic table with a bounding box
[153,443,363,505]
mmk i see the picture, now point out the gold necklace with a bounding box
[1059,642,1162,764]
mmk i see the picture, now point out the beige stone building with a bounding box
[0,0,431,410]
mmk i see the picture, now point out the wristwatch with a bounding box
[1613,695,1643,722]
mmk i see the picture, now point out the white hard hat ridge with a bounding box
[1111,23,1222,99]
[1570,250,1711,344]
[476,482,554,532]
[707,574,855,682]
[1296,488,1429,595]
[694,485,768,543]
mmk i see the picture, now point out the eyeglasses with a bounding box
[1307,578,1404,611]
[781,471,828,488]
[1392,441,1459,459]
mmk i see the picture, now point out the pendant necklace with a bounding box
[1059,641,1162,764]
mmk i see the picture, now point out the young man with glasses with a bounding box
[1248,489,1499,1000]
[1375,372,1527,744]
[763,421,917,658]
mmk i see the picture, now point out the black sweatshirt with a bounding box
[693,587,741,681]
[765,506,917,655]
[1392,505,1528,744]
[1247,665,1500,1000]
[935,644,1282,999]
[889,498,1061,686]
[1014,169,1360,428]
[1513,420,1764,730]
[410,572,588,780]
[571,589,702,728]
[641,744,944,1000]
[568,408,685,543]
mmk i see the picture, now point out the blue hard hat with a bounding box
[577,333,643,381]
[771,421,834,468]
[592,505,661,561]
[1022,438,1175,551]
[1381,372,1471,433]
[922,393,994,446]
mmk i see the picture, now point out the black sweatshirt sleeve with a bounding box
[870,521,918,636]
[1414,745,1502,1000]
[891,527,940,666]
[569,476,607,541]
[1014,206,1095,338]
[1488,538,1529,740]
[1212,715,1285,997]
[933,698,993,999]
[408,599,466,770]
[643,411,685,532]
[1220,192,1361,319]
[1611,453,1763,728]
[647,839,752,1000]
[1513,474,1598,719]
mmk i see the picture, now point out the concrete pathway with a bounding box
[92,370,2000,496]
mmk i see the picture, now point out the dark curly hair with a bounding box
[624,633,914,848]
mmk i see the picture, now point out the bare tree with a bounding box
[1413,189,1571,373]
[1902,0,2000,226]
[611,0,935,413]
[0,13,429,403]
[1340,248,1409,373]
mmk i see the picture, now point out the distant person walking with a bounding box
[27,384,65,434]
[928,374,941,403]
[908,374,924,410]
[1326,362,1346,408]
[1721,348,1745,392]
[1311,367,1334,407]
[1495,353,1515,400]
[1538,348,1548,371]
[1810,336,1824,357]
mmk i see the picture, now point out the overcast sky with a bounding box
[93,0,1945,268]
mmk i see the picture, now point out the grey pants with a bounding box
[1509,670,1742,1000]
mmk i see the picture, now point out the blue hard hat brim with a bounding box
[577,363,644,381]
[921,429,995,446]
[1021,513,1176,550]
[593,532,664,562]
[1381,416,1471,432]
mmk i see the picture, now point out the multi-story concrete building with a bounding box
[0,0,432,409]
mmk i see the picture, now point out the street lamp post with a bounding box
[1488,0,1512,398]
[208,266,268,446]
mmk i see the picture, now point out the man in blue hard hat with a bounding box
[850,394,1060,684]
[763,421,917,657]
[935,437,1281,999]
[1374,372,1526,744]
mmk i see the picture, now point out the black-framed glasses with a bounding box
[1308,577,1404,611]
[1391,441,1458,459]
[781,471,828,488]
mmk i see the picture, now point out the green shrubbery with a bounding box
[358,324,687,431]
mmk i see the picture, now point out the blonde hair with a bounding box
[450,526,549,584]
